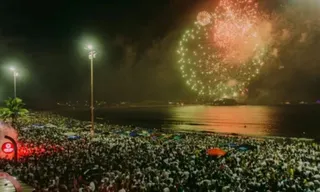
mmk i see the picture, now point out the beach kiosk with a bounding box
[0,122,18,160]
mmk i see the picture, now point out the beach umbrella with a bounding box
[68,135,80,140]
[237,144,256,151]
[238,146,248,151]
[206,148,226,157]
[130,131,138,137]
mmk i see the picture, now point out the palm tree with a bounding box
[0,97,29,127]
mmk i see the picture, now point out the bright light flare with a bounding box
[87,45,93,50]
[197,11,212,26]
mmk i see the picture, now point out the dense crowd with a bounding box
[0,112,320,191]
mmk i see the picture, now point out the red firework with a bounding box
[211,0,267,64]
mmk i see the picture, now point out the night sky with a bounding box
[0,0,320,107]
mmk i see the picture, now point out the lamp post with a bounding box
[9,67,19,98]
[86,45,96,137]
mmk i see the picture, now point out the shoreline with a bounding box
[164,128,315,142]
[27,111,318,142]
[48,110,319,141]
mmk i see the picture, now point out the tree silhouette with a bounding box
[0,97,29,127]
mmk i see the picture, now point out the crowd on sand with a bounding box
[0,112,320,192]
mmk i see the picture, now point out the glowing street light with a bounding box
[9,67,19,98]
[85,44,97,137]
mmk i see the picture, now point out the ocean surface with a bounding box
[57,105,320,138]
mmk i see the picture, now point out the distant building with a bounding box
[209,98,238,106]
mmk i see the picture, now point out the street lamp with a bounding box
[86,45,96,137]
[9,67,19,98]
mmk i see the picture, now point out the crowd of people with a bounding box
[0,112,320,191]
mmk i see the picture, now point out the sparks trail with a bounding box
[177,0,268,99]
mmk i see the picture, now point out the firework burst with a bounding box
[197,11,212,26]
[212,0,270,64]
[177,0,269,98]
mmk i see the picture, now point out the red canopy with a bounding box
[206,148,226,157]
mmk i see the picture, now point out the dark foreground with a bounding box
[1,112,320,191]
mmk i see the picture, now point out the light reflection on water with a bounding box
[168,106,274,136]
[59,105,320,138]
